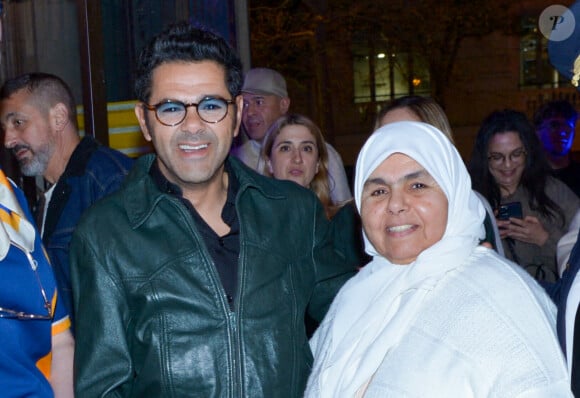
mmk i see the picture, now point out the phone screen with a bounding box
[498,202,523,220]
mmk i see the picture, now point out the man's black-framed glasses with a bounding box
[143,96,235,126]
[0,243,53,320]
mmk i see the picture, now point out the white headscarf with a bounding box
[305,121,485,397]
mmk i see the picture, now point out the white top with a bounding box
[39,183,55,237]
[309,248,571,397]
[558,208,580,276]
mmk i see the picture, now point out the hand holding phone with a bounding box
[497,202,523,220]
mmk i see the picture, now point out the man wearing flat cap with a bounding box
[230,67,353,204]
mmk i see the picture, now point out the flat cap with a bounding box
[241,68,288,97]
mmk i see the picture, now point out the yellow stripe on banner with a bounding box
[110,132,152,151]
[0,207,21,231]
[77,100,152,158]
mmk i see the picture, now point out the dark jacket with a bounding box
[70,155,356,397]
[43,136,133,327]
[545,234,580,354]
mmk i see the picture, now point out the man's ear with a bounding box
[280,97,290,114]
[233,95,244,138]
[135,103,152,142]
[50,103,69,131]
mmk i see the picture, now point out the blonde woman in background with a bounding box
[263,113,369,268]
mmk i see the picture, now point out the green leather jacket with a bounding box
[70,155,355,397]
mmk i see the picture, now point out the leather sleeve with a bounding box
[307,196,357,323]
[70,230,133,397]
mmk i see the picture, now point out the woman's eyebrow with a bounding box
[363,169,428,188]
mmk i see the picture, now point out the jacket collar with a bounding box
[124,154,286,228]
[42,136,100,240]
[60,136,100,179]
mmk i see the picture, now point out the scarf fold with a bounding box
[306,122,485,397]
[0,169,36,260]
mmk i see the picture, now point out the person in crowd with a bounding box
[376,95,504,255]
[375,95,453,133]
[547,228,580,394]
[469,109,579,282]
[0,73,133,327]
[305,121,571,397]
[230,67,352,203]
[69,23,355,397]
[533,100,580,198]
[262,113,368,338]
[0,167,74,398]
[546,2,580,393]
[560,237,580,395]
[262,112,368,268]
[558,209,580,277]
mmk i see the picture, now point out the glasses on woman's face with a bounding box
[143,96,235,126]
[487,147,527,166]
[0,244,53,320]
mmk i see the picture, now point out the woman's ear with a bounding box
[267,158,274,175]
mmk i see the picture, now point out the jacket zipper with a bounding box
[171,198,242,397]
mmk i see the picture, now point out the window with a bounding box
[520,15,566,88]
[353,46,430,103]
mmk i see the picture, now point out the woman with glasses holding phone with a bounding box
[0,167,74,397]
[469,109,579,282]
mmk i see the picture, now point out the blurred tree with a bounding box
[247,0,514,113]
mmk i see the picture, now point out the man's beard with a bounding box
[13,144,52,177]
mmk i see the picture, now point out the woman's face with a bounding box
[360,153,448,264]
[487,131,526,196]
[267,124,320,188]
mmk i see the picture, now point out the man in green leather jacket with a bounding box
[69,23,356,397]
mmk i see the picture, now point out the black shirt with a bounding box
[150,160,240,308]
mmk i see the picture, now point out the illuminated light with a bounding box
[412,78,421,87]
[377,53,386,59]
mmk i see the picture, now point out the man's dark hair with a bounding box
[134,22,243,103]
[468,109,565,226]
[533,100,578,127]
[0,72,78,128]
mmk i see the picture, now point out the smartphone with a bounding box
[498,201,523,220]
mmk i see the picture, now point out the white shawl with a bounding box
[305,121,485,397]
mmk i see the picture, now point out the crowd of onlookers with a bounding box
[2,11,580,398]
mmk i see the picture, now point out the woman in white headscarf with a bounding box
[305,122,571,397]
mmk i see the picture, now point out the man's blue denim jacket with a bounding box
[42,136,134,331]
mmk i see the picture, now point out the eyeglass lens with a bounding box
[155,97,230,126]
[488,148,526,164]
